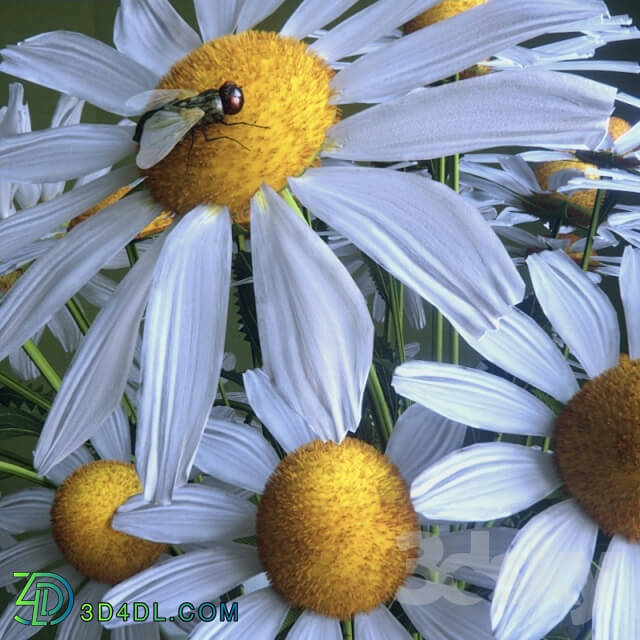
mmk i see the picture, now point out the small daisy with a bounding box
[393,246,640,639]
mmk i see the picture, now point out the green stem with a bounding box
[390,278,405,362]
[367,364,394,441]
[0,371,52,411]
[435,311,444,362]
[580,189,604,272]
[65,297,90,334]
[341,619,353,640]
[22,340,61,391]
[0,460,56,488]
[126,241,139,267]
[218,381,230,407]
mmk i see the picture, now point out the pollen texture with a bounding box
[143,31,337,223]
[534,160,599,211]
[555,357,640,540]
[256,438,420,618]
[50,460,167,584]
[403,0,488,33]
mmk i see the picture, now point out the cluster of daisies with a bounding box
[0,0,639,638]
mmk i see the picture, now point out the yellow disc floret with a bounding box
[555,357,640,540]
[51,460,167,584]
[143,31,337,224]
[403,0,488,33]
[256,438,420,618]
[534,160,599,211]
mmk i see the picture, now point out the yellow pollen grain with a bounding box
[403,0,488,33]
[256,438,420,619]
[142,31,337,224]
[555,356,640,540]
[50,460,167,584]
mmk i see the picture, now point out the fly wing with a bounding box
[125,89,198,114]
[136,107,205,169]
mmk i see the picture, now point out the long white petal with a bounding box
[393,361,556,437]
[527,250,619,378]
[492,500,597,640]
[57,581,108,640]
[593,536,640,640]
[194,0,243,40]
[136,206,231,504]
[45,446,94,485]
[251,185,373,441]
[0,125,136,183]
[0,488,54,534]
[327,71,614,160]
[620,246,640,360]
[290,167,523,339]
[0,534,61,587]
[288,610,342,640]
[280,0,360,39]
[235,0,286,32]
[113,0,201,77]
[0,31,158,116]
[411,443,562,521]
[332,0,608,102]
[0,191,161,367]
[33,229,165,474]
[90,406,132,463]
[355,605,413,639]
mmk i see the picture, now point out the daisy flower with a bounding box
[97,367,507,639]
[392,246,640,639]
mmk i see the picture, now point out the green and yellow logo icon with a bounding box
[13,572,74,626]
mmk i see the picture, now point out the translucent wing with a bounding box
[136,107,205,169]
[125,89,198,114]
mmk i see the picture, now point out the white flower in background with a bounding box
[393,247,640,639]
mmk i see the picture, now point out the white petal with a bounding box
[243,368,318,452]
[136,206,231,504]
[0,488,54,534]
[45,445,94,485]
[90,406,132,463]
[327,71,614,159]
[398,576,494,639]
[8,348,39,381]
[0,534,61,587]
[235,0,286,31]
[79,272,118,308]
[32,223,164,475]
[251,185,373,441]
[411,442,562,521]
[281,0,360,39]
[385,404,466,486]
[460,306,579,404]
[114,0,201,77]
[528,250,619,378]
[113,484,256,543]
[189,588,289,640]
[103,545,261,627]
[355,605,413,639]
[194,0,243,40]
[288,610,342,640]
[0,125,136,183]
[57,581,108,640]
[290,167,523,339]
[194,419,279,494]
[0,31,157,116]
[492,500,597,640]
[393,361,556,437]
[593,536,640,640]
[620,246,640,360]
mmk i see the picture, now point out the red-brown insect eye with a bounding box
[219,81,244,115]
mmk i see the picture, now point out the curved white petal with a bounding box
[281,0,360,39]
[398,576,494,639]
[288,610,342,640]
[113,484,256,543]
[136,206,231,504]
[327,71,614,160]
[8,348,39,381]
[0,164,138,261]
[385,404,466,486]
[45,445,94,485]
[102,545,261,627]
[593,536,640,640]
[0,488,54,534]
[393,361,556,437]
[243,368,318,452]
[0,31,157,116]
[90,406,132,463]
[189,588,289,640]
[57,580,108,640]
[0,534,61,587]
[528,250,619,378]
[114,0,201,77]
[492,500,597,640]
[33,228,165,475]
[332,0,608,103]
[194,0,243,40]
[290,167,523,339]
[251,185,373,441]
[194,418,279,494]
[411,442,562,521]
[235,0,286,32]
[355,605,413,639]
[620,246,640,360]
[460,306,579,404]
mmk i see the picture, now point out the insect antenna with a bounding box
[219,121,270,130]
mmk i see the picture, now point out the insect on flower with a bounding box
[130,81,264,170]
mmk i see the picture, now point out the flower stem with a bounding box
[65,297,90,333]
[341,619,353,640]
[390,277,405,362]
[126,241,139,267]
[0,460,55,488]
[0,370,52,411]
[367,364,393,441]
[580,189,604,272]
[21,340,61,391]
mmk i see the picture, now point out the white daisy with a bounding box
[393,246,640,639]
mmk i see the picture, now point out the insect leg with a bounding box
[219,121,270,130]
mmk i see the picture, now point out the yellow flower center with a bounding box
[403,0,488,33]
[142,31,337,224]
[555,357,640,540]
[256,438,420,619]
[50,460,167,584]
